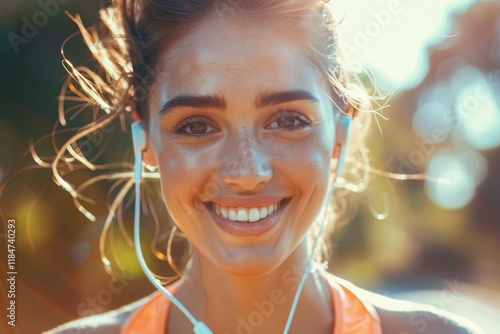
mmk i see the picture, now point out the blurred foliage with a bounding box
[0,0,499,333]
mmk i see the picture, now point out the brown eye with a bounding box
[276,116,296,128]
[266,110,312,132]
[174,116,219,137]
[188,122,208,134]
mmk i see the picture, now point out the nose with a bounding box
[220,130,272,191]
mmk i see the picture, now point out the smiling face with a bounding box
[144,15,339,276]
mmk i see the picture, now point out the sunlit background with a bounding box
[1,0,499,333]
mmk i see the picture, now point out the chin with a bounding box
[211,249,285,278]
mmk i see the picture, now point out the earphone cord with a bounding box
[282,183,335,334]
[134,166,213,334]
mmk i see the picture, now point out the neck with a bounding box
[173,240,333,333]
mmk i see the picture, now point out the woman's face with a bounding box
[146,16,338,276]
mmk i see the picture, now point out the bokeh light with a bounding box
[426,149,487,208]
[453,69,500,150]
[413,66,500,151]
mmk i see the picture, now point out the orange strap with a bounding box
[327,275,382,334]
[122,276,382,333]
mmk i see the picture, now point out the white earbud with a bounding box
[335,113,352,175]
[131,122,146,183]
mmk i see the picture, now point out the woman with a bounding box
[47,0,482,333]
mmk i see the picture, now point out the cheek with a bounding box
[155,143,217,218]
[296,145,332,211]
[285,150,329,192]
[285,131,334,222]
[286,132,333,186]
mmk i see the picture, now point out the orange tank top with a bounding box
[122,275,382,333]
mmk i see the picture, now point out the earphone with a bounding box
[131,114,351,334]
[335,113,352,175]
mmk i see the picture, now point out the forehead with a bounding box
[151,16,328,101]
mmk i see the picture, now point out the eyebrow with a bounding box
[159,94,226,114]
[159,89,319,114]
[256,90,319,108]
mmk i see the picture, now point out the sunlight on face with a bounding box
[145,17,337,276]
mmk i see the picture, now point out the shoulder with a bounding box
[43,294,153,334]
[356,286,484,334]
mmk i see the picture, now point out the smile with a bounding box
[209,201,283,223]
[205,197,290,237]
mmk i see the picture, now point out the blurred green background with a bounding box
[0,0,499,333]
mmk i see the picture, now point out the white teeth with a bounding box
[228,209,237,221]
[211,201,283,223]
[259,207,268,219]
[237,209,248,222]
[249,208,260,222]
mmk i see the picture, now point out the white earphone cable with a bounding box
[283,114,350,333]
[282,183,335,334]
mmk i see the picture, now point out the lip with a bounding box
[205,197,290,237]
[209,195,286,208]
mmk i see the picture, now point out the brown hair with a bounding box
[44,0,381,281]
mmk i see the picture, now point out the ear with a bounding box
[142,126,158,168]
[142,144,158,168]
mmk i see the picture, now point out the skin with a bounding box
[142,15,339,333]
